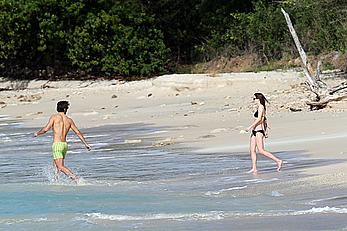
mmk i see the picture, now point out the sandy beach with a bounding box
[1,71,347,230]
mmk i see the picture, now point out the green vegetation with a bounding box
[0,0,346,79]
[0,0,169,78]
[196,0,347,62]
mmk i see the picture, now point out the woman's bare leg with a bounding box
[255,134,283,171]
[248,135,258,174]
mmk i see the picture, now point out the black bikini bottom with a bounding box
[252,130,265,137]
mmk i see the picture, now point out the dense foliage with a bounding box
[196,0,347,62]
[0,0,169,78]
[0,0,346,79]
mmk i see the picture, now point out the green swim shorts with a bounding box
[52,142,68,160]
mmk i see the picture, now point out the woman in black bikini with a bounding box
[246,93,283,174]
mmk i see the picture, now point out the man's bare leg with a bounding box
[53,160,59,181]
[54,159,78,182]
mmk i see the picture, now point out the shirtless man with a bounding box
[34,101,91,181]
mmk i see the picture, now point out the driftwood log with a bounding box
[281,8,347,110]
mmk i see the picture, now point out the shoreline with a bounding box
[1,71,347,187]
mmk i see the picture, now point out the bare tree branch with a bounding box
[281,8,319,90]
[281,8,347,110]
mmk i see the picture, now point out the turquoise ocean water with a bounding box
[1,114,347,230]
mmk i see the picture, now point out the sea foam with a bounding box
[291,206,347,215]
[205,186,247,196]
[83,211,225,222]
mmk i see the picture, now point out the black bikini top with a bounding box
[254,110,266,120]
[254,110,268,130]
[253,110,258,118]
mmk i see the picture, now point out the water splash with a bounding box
[41,165,90,186]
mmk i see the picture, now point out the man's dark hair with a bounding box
[57,101,69,113]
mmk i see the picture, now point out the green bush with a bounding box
[0,0,169,78]
[67,2,168,76]
[197,0,347,63]
[0,0,38,64]
[287,0,347,54]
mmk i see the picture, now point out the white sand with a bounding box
[1,71,347,187]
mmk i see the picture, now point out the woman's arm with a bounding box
[264,117,269,138]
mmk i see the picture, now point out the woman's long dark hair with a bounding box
[254,92,269,129]
[254,93,269,110]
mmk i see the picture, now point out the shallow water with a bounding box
[1,114,347,230]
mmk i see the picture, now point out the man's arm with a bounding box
[70,119,91,151]
[34,116,54,137]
